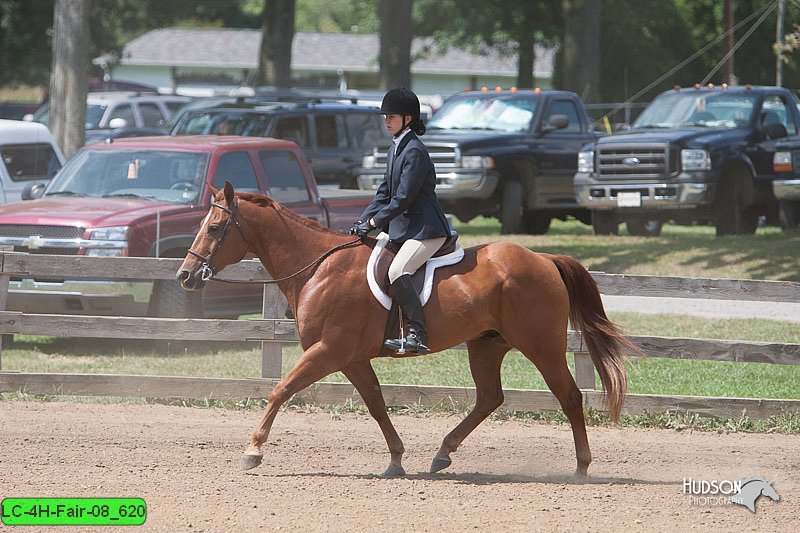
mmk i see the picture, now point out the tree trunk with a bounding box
[256,0,296,87]
[517,34,536,89]
[562,0,601,102]
[50,0,90,159]
[378,0,412,90]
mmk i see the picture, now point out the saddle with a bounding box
[366,231,464,310]
[366,231,464,357]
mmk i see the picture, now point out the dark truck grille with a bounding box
[793,149,800,172]
[597,143,671,180]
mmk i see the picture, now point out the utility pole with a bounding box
[776,0,785,86]
[723,0,735,85]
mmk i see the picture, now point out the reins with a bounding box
[188,196,362,285]
[209,237,362,285]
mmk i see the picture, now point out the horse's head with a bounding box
[177,181,251,291]
[761,481,780,502]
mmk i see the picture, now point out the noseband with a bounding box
[187,198,249,281]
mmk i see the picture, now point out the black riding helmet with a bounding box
[381,87,425,136]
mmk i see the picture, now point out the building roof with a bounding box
[106,28,554,78]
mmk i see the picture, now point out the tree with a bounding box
[416,0,562,89]
[378,0,412,89]
[256,0,296,87]
[50,0,90,158]
[561,0,602,102]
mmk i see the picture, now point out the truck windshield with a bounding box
[633,91,756,129]
[45,148,210,204]
[427,96,537,132]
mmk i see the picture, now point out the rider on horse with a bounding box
[350,87,451,355]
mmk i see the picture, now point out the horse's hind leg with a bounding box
[431,337,509,473]
[242,342,342,471]
[516,339,591,476]
[342,361,406,477]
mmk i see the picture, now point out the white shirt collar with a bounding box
[392,128,412,154]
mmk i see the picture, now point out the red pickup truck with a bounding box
[0,135,372,318]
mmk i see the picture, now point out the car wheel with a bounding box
[715,173,757,236]
[591,211,619,235]
[778,200,799,230]
[525,210,552,235]
[500,180,524,234]
[147,279,204,318]
[626,217,663,236]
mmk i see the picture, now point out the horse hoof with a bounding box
[430,457,452,473]
[381,464,406,478]
[240,453,263,471]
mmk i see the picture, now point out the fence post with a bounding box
[573,352,596,390]
[260,284,287,379]
[0,251,8,369]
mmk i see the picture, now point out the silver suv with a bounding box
[29,92,194,143]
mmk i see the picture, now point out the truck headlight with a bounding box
[362,154,376,169]
[577,149,594,173]
[774,151,793,172]
[681,149,711,171]
[460,155,494,169]
[89,226,129,240]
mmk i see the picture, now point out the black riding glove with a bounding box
[349,220,373,237]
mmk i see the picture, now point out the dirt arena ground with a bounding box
[1,400,797,532]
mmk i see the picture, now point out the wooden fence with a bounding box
[1,251,799,419]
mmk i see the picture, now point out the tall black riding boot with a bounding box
[383,274,429,355]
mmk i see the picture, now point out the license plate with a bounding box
[617,191,642,207]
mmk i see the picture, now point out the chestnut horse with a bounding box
[178,182,632,477]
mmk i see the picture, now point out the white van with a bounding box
[0,119,65,204]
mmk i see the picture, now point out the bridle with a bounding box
[187,196,361,285]
[187,197,249,282]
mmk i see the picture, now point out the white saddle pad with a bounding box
[367,232,464,310]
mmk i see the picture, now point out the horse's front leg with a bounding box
[342,361,406,477]
[242,342,341,471]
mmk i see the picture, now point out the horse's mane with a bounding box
[235,191,341,236]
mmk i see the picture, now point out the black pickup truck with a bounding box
[574,85,800,236]
[357,89,601,234]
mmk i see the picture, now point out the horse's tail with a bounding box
[549,254,633,423]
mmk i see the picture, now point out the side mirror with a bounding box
[762,123,788,140]
[22,183,46,200]
[542,114,569,132]
[108,117,128,129]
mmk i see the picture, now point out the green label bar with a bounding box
[1,498,146,526]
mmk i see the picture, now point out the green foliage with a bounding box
[0,0,56,85]
[295,0,378,33]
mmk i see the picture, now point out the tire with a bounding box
[500,180,524,234]
[626,217,663,236]
[715,173,758,236]
[591,211,619,235]
[147,279,204,318]
[525,210,552,235]
[778,200,799,230]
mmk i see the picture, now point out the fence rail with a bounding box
[1,252,799,419]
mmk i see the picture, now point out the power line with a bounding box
[701,1,777,85]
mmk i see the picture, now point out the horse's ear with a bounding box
[208,184,220,198]
[223,181,235,204]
